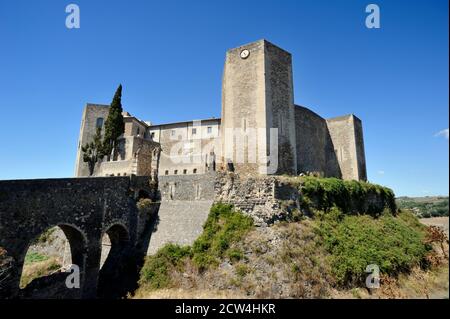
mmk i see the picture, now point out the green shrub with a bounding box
[192,203,253,269]
[227,248,244,262]
[235,264,251,278]
[299,176,396,216]
[137,198,155,216]
[34,227,56,244]
[24,252,49,265]
[314,209,430,285]
[139,244,191,289]
[139,203,254,289]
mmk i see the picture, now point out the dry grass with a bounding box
[20,257,61,288]
[134,220,334,299]
[133,288,247,299]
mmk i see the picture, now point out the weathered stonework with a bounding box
[76,39,366,182]
[0,176,158,299]
[214,172,289,226]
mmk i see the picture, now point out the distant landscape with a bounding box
[396,196,449,218]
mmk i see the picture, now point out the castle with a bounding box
[75,40,367,182]
[0,41,372,299]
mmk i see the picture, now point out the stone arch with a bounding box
[17,223,87,298]
[97,222,133,298]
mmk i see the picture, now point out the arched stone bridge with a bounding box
[0,176,158,299]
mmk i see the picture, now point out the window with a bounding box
[151,132,155,139]
[192,128,197,135]
[165,170,169,175]
[136,128,140,136]
[96,117,104,128]
[171,130,176,136]
[193,169,197,174]
[183,169,187,174]
[207,126,212,134]
[174,170,178,175]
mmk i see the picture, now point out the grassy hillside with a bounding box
[135,198,448,298]
[396,196,449,218]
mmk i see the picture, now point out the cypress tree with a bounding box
[103,84,125,160]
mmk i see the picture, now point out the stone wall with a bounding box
[149,119,221,177]
[264,41,297,175]
[214,173,390,226]
[75,104,110,177]
[158,172,216,201]
[295,106,327,176]
[0,176,158,299]
[214,172,288,226]
[146,200,213,255]
[326,115,367,181]
[352,116,367,181]
[220,40,268,175]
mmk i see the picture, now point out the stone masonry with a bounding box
[76,39,367,182]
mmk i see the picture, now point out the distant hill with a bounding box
[396,196,449,218]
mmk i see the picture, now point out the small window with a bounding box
[117,173,121,176]
[192,128,197,135]
[137,128,140,135]
[151,132,155,139]
[123,173,127,176]
[207,126,212,134]
[174,170,178,175]
[193,169,197,174]
[96,117,104,128]
[183,169,187,174]
[171,130,176,136]
[165,170,169,175]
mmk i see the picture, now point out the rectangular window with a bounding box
[165,170,169,175]
[183,169,187,174]
[171,130,175,136]
[151,132,155,139]
[192,128,197,135]
[96,117,104,128]
[193,168,197,174]
[174,170,178,175]
[207,126,212,134]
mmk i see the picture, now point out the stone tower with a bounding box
[220,39,297,175]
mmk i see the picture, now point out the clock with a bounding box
[240,49,250,59]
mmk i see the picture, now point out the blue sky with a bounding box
[0,0,448,196]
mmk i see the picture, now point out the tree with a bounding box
[103,84,125,160]
[81,127,104,176]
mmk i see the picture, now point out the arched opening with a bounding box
[98,224,133,298]
[18,224,86,298]
[99,224,130,270]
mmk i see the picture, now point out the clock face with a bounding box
[240,49,250,59]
